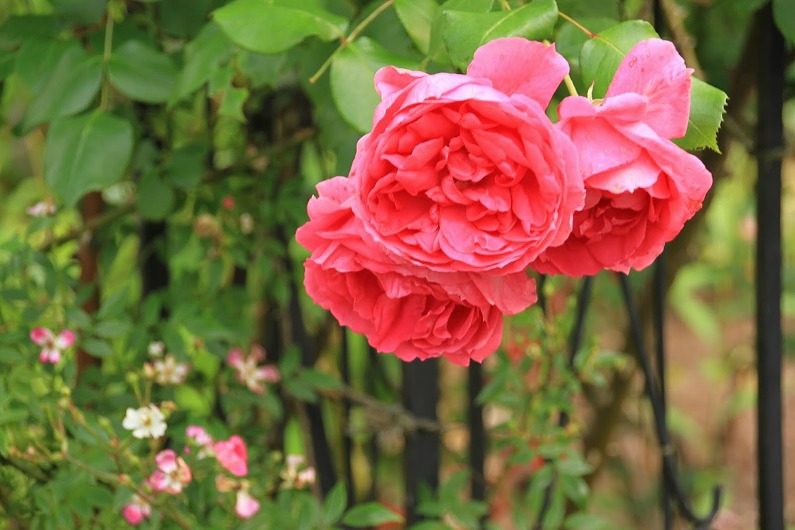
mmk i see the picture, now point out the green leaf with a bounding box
[212,0,348,54]
[108,40,178,103]
[330,37,417,133]
[175,386,212,416]
[82,338,114,358]
[137,171,175,220]
[299,368,343,391]
[342,503,403,527]
[579,20,658,97]
[322,483,348,524]
[93,320,131,339]
[218,87,249,122]
[158,0,213,38]
[774,0,795,44]
[673,78,727,152]
[21,45,101,131]
[395,0,438,54]
[428,0,493,63]
[441,0,558,69]
[172,22,234,103]
[14,37,73,92]
[44,111,133,207]
[164,144,207,189]
[50,0,105,24]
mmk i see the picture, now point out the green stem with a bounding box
[498,0,511,10]
[99,13,114,111]
[563,74,578,97]
[558,10,595,38]
[308,0,396,84]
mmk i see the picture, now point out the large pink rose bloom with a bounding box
[350,38,584,274]
[533,39,712,276]
[297,177,536,365]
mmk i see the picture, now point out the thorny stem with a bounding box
[308,0,396,84]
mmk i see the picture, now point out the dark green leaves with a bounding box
[773,0,795,44]
[21,44,101,131]
[44,111,133,206]
[440,0,558,69]
[213,0,348,54]
[330,38,416,133]
[108,40,178,103]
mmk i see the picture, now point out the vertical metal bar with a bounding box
[756,4,785,529]
[403,359,440,524]
[468,362,485,502]
[367,345,380,501]
[653,254,673,530]
[282,228,337,495]
[340,328,354,504]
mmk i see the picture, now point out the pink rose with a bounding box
[533,39,712,276]
[297,177,536,365]
[214,435,248,477]
[350,38,584,273]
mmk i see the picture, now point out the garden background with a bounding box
[0,0,793,528]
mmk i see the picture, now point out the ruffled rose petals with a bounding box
[352,37,583,274]
[533,39,711,277]
[297,177,536,365]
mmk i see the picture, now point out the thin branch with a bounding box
[309,0,396,84]
[39,203,134,252]
[319,384,443,433]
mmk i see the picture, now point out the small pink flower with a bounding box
[222,195,236,210]
[148,449,192,494]
[226,345,280,394]
[186,425,214,459]
[186,425,213,446]
[121,495,151,525]
[30,327,75,364]
[213,435,248,477]
[235,489,260,519]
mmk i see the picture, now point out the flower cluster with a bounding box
[297,37,711,365]
[143,341,190,386]
[183,426,261,519]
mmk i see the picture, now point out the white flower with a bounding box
[152,355,189,385]
[122,404,167,439]
[147,341,165,357]
[281,454,316,489]
[26,200,56,218]
[239,213,254,235]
